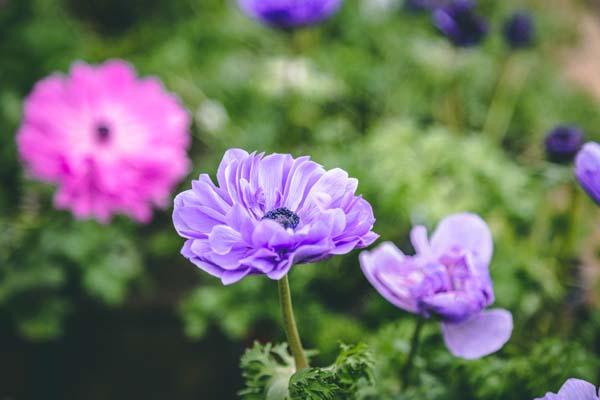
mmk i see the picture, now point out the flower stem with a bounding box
[483,52,531,145]
[278,274,309,371]
[400,318,425,390]
[562,182,581,259]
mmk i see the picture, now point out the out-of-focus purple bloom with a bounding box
[360,213,512,359]
[433,0,488,47]
[545,125,584,164]
[503,11,535,49]
[238,0,343,29]
[403,0,442,12]
[535,379,599,400]
[173,149,378,285]
[575,142,600,205]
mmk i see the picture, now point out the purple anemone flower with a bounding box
[575,142,600,205]
[433,0,488,47]
[535,379,599,400]
[173,149,378,285]
[503,11,535,49]
[238,0,343,29]
[360,213,513,359]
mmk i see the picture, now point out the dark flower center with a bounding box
[95,123,111,143]
[262,207,300,230]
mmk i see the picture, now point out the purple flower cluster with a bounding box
[360,213,512,359]
[173,149,377,284]
[238,0,343,29]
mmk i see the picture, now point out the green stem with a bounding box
[278,275,308,371]
[561,182,581,261]
[482,53,531,144]
[400,318,425,390]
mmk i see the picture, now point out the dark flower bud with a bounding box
[503,11,535,49]
[432,0,488,47]
[544,125,584,164]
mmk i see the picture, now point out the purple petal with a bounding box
[282,157,324,211]
[430,213,493,269]
[221,268,252,285]
[292,242,334,264]
[208,225,243,255]
[441,308,513,359]
[305,168,351,209]
[360,242,422,313]
[258,153,292,211]
[556,379,599,400]
[266,258,294,280]
[422,288,486,322]
[536,379,600,400]
[410,225,431,255]
[191,174,231,213]
[575,142,600,205]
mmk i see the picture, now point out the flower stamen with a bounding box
[95,124,111,143]
[263,207,300,230]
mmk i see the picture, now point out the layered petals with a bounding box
[174,149,377,284]
[359,212,511,359]
[17,60,190,223]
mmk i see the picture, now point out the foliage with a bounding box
[240,342,374,400]
[2,0,600,397]
[239,342,296,400]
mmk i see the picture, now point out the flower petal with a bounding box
[360,242,423,313]
[575,142,600,205]
[208,225,243,255]
[410,225,431,255]
[221,268,252,285]
[258,153,292,211]
[560,379,597,400]
[441,308,513,359]
[430,212,493,269]
[535,379,600,400]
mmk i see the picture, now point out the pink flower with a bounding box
[17,60,191,222]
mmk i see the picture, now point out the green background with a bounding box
[1,0,600,398]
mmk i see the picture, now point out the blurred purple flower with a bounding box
[238,0,343,29]
[360,213,512,359]
[535,379,599,400]
[17,60,191,223]
[545,125,584,164]
[173,149,378,285]
[575,142,600,204]
[433,0,488,47]
[503,11,535,49]
[403,0,441,12]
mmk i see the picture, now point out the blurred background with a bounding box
[2,0,600,398]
